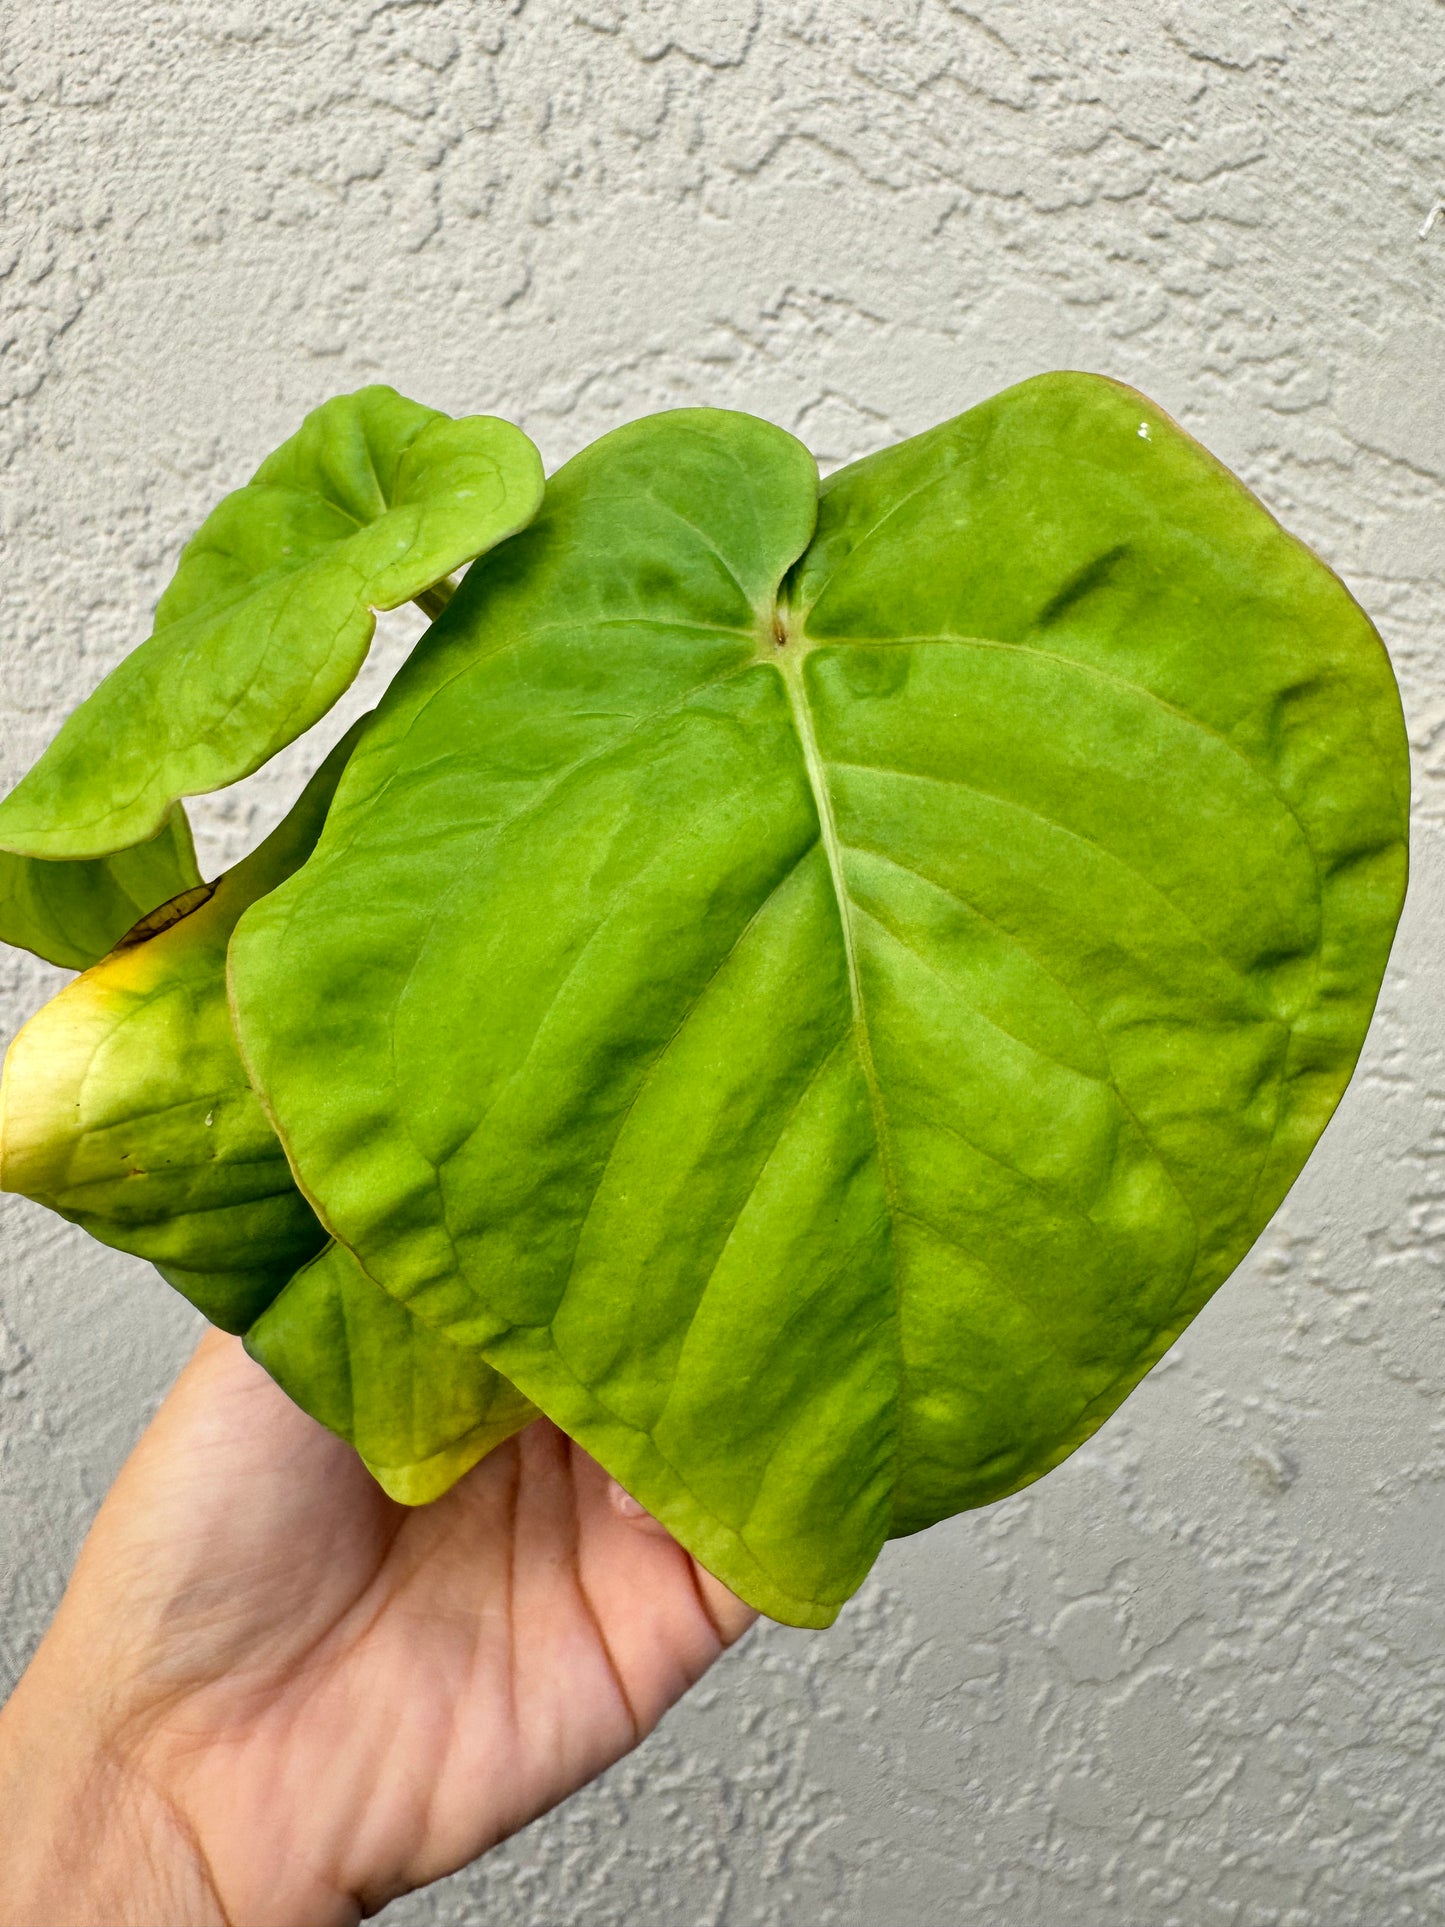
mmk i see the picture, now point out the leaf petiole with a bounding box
[413,576,456,622]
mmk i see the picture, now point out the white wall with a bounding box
[2,4,1441,1921]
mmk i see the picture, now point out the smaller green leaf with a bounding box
[0,387,545,860]
[0,807,201,969]
[0,724,367,1330]
[246,1240,539,1504]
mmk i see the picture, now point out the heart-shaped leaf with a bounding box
[246,1239,539,1504]
[0,807,201,969]
[221,380,1414,1621]
[0,387,544,861]
[230,381,1408,1621]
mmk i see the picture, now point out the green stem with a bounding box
[412,577,456,622]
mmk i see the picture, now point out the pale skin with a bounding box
[0,1330,756,1926]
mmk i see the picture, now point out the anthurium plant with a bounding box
[0,375,1408,1627]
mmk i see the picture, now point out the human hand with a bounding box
[0,1328,755,1926]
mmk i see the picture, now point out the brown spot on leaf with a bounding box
[111,883,216,952]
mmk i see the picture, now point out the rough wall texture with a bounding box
[2,2,1442,1922]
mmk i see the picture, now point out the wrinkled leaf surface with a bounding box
[166,380,1411,1618]
[247,1240,539,1503]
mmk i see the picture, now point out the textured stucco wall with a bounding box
[2,3,1443,1922]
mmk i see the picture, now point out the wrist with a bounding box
[0,1654,226,1927]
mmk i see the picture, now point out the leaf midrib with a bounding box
[775,642,910,1519]
[776,654,883,1144]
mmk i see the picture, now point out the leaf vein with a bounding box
[830,758,1258,991]
[818,629,1323,902]
[544,841,825,1332]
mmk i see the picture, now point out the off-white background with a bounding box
[2,3,1442,1922]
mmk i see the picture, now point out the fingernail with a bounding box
[608,1478,651,1521]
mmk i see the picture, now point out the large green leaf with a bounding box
[225,377,1405,1625]
[0,808,201,969]
[246,1240,539,1504]
[0,727,371,1329]
[0,387,544,861]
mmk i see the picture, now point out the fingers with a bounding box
[601,1472,759,1647]
[689,1564,759,1647]
[605,1478,671,1532]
